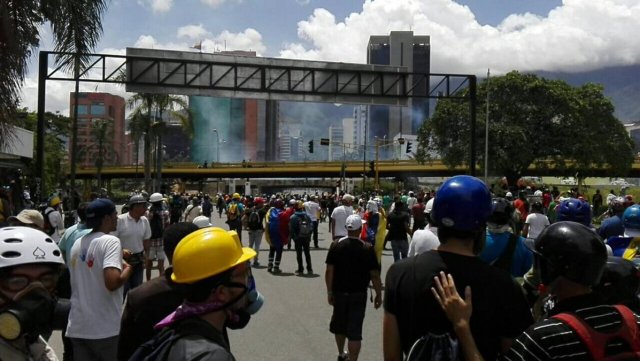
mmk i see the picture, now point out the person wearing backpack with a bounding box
[383,176,533,361]
[479,197,533,277]
[289,201,314,275]
[129,227,263,361]
[303,195,322,248]
[247,197,267,267]
[432,221,640,361]
[201,194,213,219]
[226,193,245,243]
[169,193,183,224]
[146,193,170,281]
[43,196,63,244]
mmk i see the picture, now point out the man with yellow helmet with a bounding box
[43,196,63,243]
[132,227,263,360]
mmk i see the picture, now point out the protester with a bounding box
[225,193,244,242]
[521,201,550,249]
[246,197,267,266]
[7,209,45,230]
[117,222,199,361]
[265,199,286,273]
[0,227,65,360]
[289,201,313,274]
[331,194,354,241]
[133,227,262,360]
[66,199,132,361]
[432,221,640,361]
[386,200,411,262]
[304,195,322,248]
[44,196,63,243]
[326,215,382,361]
[383,175,533,361]
[146,192,170,281]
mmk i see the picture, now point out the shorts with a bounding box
[146,241,165,262]
[329,292,367,341]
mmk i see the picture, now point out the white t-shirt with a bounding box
[407,196,417,209]
[524,213,550,240]
[112,213,151,254]
[44,207,63,243]
[66,232,123,339]
[331,205,353,238]
[408,229,440,257]
[303,201,321,222]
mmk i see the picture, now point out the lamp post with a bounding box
[212,129,220,163]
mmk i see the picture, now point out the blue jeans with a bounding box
[390,239,408,262]
[123,261,144,297]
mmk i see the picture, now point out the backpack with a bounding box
[149,208,164,239]
[227,203,239,221]
[128,328,180,361]
[406,256,461,361]
[42,209,55,236]
[552,305,640,361]
[297,215,312,239]
[248,210,261,230]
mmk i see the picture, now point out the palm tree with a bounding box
[78,119,118,188]
[127,94,155,191]
[0,0,108,165]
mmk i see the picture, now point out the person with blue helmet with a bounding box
[607,204,640,263]
[555,197,592,226]
[383,175,533,361]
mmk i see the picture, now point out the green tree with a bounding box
[78,119,118,189]
[0,0,108,156]
[416,71,634,186]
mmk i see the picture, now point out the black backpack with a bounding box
[128,328,179,361]
[42,209,55,236]
[297,215,312,239]
[248,210,261,230]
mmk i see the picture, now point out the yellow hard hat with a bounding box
[171,227,256,284]
[232,193,241,199]
[50,197,61,207]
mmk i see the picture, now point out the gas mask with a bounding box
[225,274,264,330]
[0,283,56,343]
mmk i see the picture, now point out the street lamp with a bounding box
[212,129,220,163]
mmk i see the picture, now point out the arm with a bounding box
[383,312,403,361]
[104,262,132,291]
[431,272,484,361]
[521,223,529,238]
[325,264,334,305]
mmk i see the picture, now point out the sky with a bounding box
[19,0,640,116]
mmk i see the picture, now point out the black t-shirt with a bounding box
[387,211,410,241]
[384,250,533,360]
[325,237,378,293]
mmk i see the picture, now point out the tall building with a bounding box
[69,92,126,167]
[367,31,430,141]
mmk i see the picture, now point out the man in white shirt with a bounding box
[331,194,354,241]
[67,198,132,361]
[408,228,440,257]
[304,195,322,248]
[112,194,150,295]
[44,196,63,243]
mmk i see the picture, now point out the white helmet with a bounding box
[534,190,543,197]
[149,192,163,203]
[0,227,64,270]
[425,198,435,214]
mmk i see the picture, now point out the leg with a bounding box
[313,220,319,247]
[390,241,400,262]
[335,334,347,356]
[144,258,153,281]
[274,245,283,272]
[347,341,362,361]
[303,239,313,273]
[295,239,304,272]
[268,246,275,272]
[399,240,409,260]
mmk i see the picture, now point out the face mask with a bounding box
[225,275,264,330]
[0,283,56,342]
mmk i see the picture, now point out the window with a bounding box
[76,105,88,115]
[91,103,105,115]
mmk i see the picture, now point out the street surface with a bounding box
[50,212,395,360]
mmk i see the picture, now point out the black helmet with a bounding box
[594,257,640,309]
[534,221,607,287]
[531,201,543,213]
[487,198,513,225]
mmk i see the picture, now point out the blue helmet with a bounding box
[556,198,591,226]
[623,204,640,230]
[432,175,492,231]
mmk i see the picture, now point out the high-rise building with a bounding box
[367,31,430,141]
[69,92,126,167]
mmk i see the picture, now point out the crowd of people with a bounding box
[1,176,639,361]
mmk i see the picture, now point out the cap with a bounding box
[342,194,354,202]
[86,198,116,220]
[8,209,45,229]
[192,216,213,228]
[346,214,364,230]
[128,194,147,206]
[49,197,61,207]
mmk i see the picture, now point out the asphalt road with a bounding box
[49,213,396,361]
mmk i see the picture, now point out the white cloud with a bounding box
[150,0,173,13]
[200,0,234,8]
[296,0,311,5]
[280,0,640,75]
[177,24,212,40]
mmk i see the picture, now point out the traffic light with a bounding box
[406,141,412,153]
[369,161,375,173]
[308,140,314,153]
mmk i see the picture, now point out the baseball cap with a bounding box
[346,214,365,230]
[8,209,45,229]
[193,216,213,228]
[86,198,116,221]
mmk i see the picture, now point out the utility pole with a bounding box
[375,140,380,191]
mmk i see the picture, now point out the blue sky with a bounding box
[22,0,639,114]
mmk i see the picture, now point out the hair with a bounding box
[163,222,199,263]
[437,225,483,245]
[77,202,89,223]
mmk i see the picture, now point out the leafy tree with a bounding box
[416,71,634,186]
[0,0,108,158]
[78,119,118,189]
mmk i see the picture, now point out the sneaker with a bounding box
[267,265,273,273]
[295,269,304,275]
[337,352,349,361]
[307,269,313,275]
[273,267,282,274]
[253,260,260,267]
